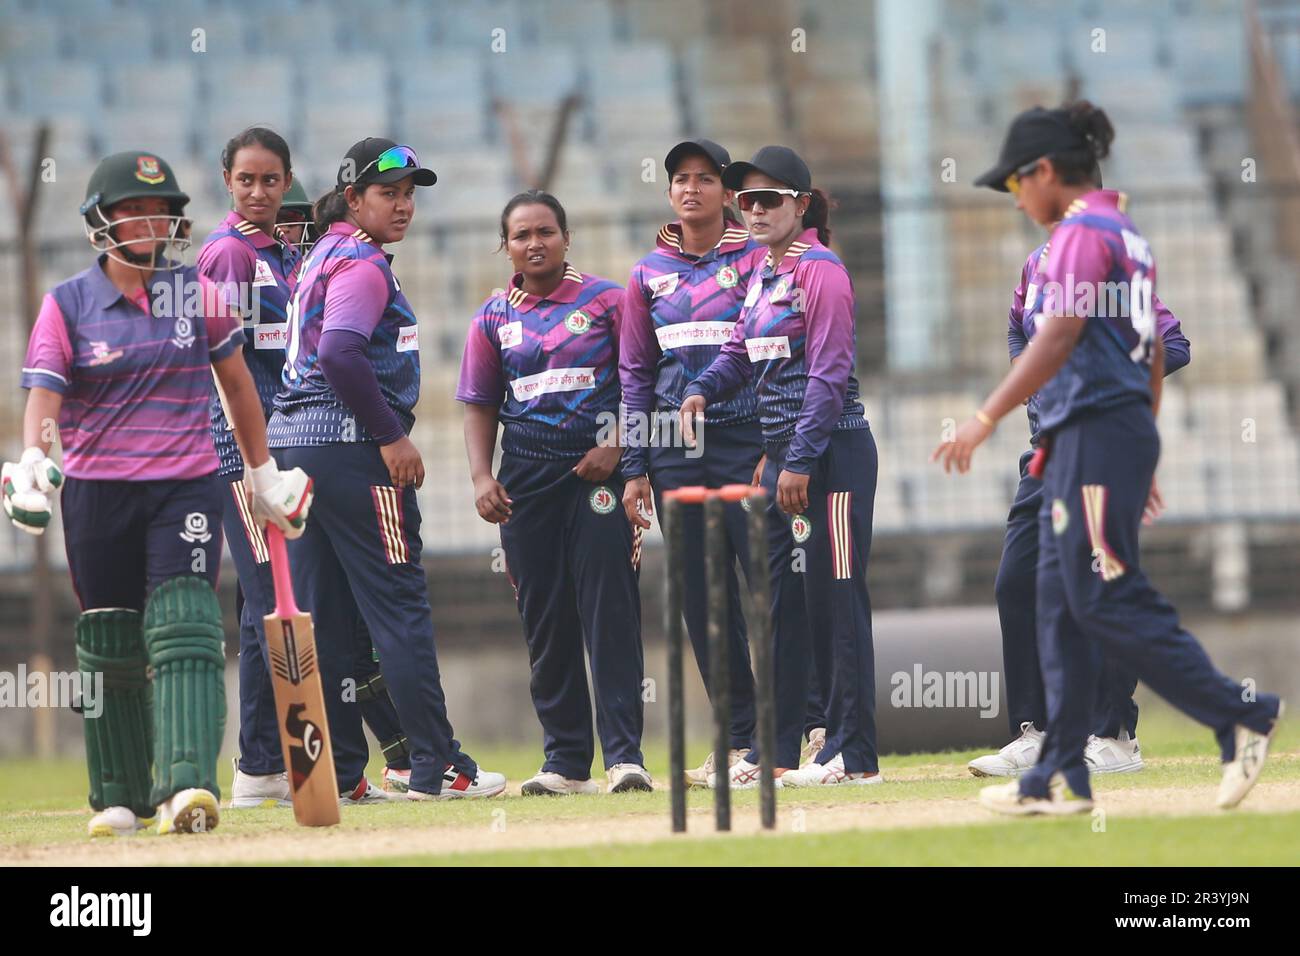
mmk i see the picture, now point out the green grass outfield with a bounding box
[2,706,1297,865]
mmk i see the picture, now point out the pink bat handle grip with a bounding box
[265,525,300,617]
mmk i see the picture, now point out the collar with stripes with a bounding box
[656,221,752,257]
[506,263,584,312]
[326,220,379,246]
[1062,189,1127,222]
[226,210,285,250]
[763,227,818,275]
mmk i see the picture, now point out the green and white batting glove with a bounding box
[2,447,63,535]
[247,458,314,540]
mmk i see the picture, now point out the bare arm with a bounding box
[463,402,511,523]
[22,387,63,455]
[211,352,270,468]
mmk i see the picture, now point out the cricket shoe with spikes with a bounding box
[1084,732,1144,774]
[607,763,654,793]
[158,788,220,834]
[968,721,1044,777]
[230,758,293,808]
[779,753,881,788]
[407,765,507,800]
[88,806,154,838]
[685,749,749,789]
[382,767,411,793]
[1217,700,1286,809]
[708,758,789,790]
[979,775,1093,816]
[520,770,599,796]
[341,777,398,805]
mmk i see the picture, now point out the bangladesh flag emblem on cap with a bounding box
[564,310,591,335]
[136,156,165,185]
[715,265,739,288]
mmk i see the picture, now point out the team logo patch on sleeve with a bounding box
[564,310,591,335]
[791,514,812,543]
[589,486,617,514]
[715,265,739,289]
[135,155,165,184]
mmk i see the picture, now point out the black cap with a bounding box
[665,139,731,177]
[336,137,436,190]
[722,145,812,192]
[974,107,1090,192]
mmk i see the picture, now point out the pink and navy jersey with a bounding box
[268,221,419,446]
[1033,190,1171,435]
[21,258,244,481]
[198,211,300,476]
[618,221,763,476]
[684,229,867,476]
[456,265,624,461]
[1011,232,1189,446]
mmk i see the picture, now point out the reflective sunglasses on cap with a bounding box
[736,187,805,211]
[1004,158,1043,197]
[356,145,421,181]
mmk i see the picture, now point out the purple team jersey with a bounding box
[683,228,867,475]
[21,258,244,481]
[618,221,763,477]
[199,211,299,475]
[1034,190,1167,434]
[456,264,624,461]
[268,221,420,446]
[1010,229,1189,445]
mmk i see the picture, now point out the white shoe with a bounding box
[708,757,788,790]
[88,805,153,838]
[799,728,827,768]
[1217,700,1285,810]
[978,775,1092,816]
[230,757,293,808]
[607,763,654,793]
[685,749,748,789]
[340,777,398,805]
[407,765,508,800]
[157,788,219,834]
[382,767,411,793]
[780,753,881,788]
[968,722,1044,777]
[520,770,599,796]
[1084,732,1144,774]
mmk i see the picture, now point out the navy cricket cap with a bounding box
[974,107,1090,192]
[337,137,436,190]
[665,139,731,176]
[722,145,812,192]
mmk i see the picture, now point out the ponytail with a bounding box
[802,188,835,246]
[313,187,356,234]
[1052,99,1114,186]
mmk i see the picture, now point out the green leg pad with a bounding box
[143,576,226,806]
[76,609,154,818]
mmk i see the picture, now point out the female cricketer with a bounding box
[681,146,880,788]
[268,138,504,801]
[938,102,1285,814]
[4,150,313,836]
[202,130,412,806]
[618,139,767,788]
[458,190,650,795]
[971,204,1192,778]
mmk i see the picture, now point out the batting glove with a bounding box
[247,459,314,540]
[2,447,63,535]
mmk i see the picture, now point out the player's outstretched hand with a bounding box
[380,436,425,489]
[777,469,810,515]
[679,395,706,449]
[1143,477,1164,526]
[931,416,994,475]
[574,444,622,483]
[623,475,654,529]
[248,459,313,539]
[1,447,63,535]
[473,475,512,524]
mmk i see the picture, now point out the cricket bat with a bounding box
[264,525,340,827]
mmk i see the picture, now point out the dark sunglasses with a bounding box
[736,187,805,211]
